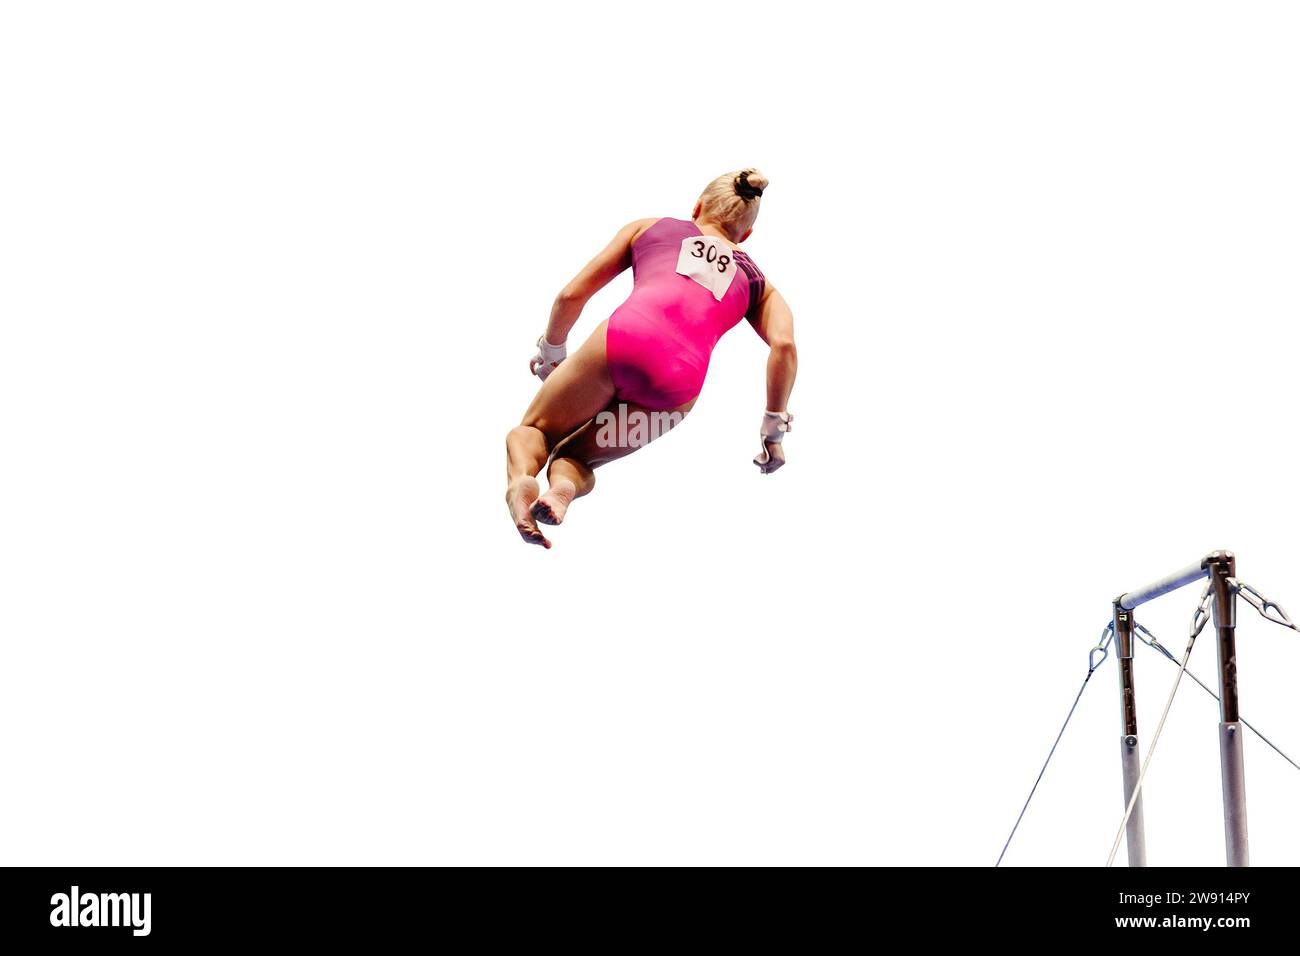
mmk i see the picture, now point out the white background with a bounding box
[3,2,1299,866]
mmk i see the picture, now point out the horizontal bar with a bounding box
[1117,560,1209,610]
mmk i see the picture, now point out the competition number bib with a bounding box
[675,235,737,301]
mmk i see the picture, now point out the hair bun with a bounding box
[734,169,768,200]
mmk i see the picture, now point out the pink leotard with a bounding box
[605,218,766,410]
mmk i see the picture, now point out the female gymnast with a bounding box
[506,168,798,548]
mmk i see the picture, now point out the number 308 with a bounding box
[691,240,731,273]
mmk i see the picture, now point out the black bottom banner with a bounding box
[0,865,1284,945]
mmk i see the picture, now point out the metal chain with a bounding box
[1230,578,1300,634]
[996,623,1113,867]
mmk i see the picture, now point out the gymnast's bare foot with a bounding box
[507,477,550,548]
[531,478,577,526]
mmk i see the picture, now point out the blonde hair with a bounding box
[696,168,769,241]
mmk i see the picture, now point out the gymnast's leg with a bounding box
[506,321,615,547]
[532,397,697,526]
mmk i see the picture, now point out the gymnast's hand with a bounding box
[529,336,567,381]
[754,441,787,474]
[753,410,792,475]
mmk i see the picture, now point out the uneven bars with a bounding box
[1116,557,1211,611]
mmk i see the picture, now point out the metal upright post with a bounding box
[1112,602,1147,867]
[1206,551,1248,866]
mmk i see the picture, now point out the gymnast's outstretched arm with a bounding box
[545,218,658,343]
[748,286,797,474]
[749,285,797,413]
[529,218,657,380]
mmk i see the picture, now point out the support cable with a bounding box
[1135,622,1300,773]
[995,624,1113,867]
